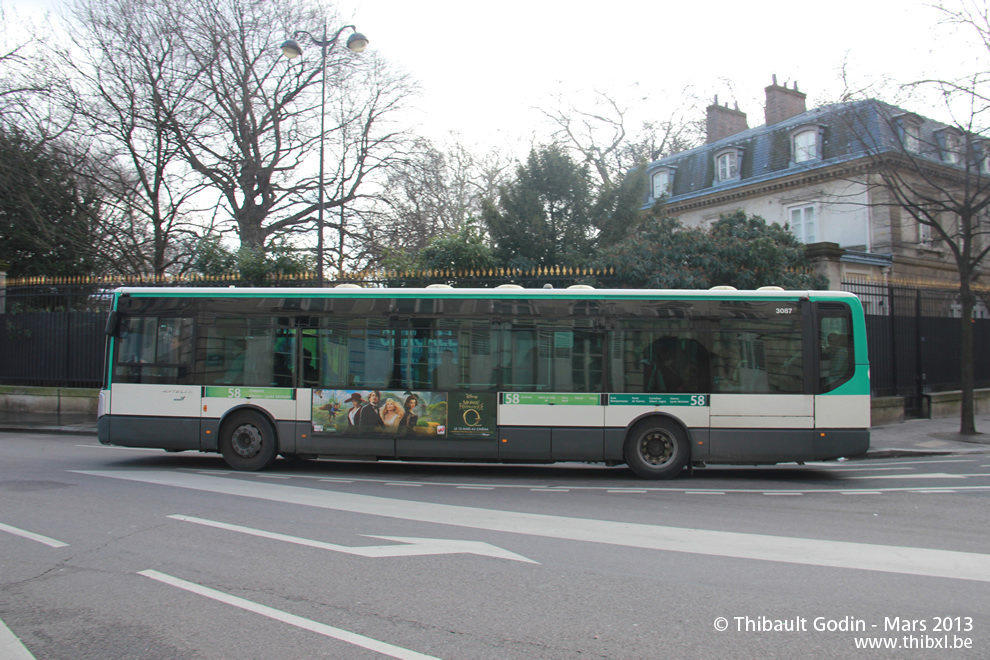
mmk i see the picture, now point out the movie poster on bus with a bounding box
[311,389,448,436]
[446,392,497,438]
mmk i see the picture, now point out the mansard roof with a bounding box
[644,99,969,207]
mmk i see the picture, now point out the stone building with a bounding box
[644,77,989,290]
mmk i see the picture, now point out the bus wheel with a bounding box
[220,411,278,471]
[624,419,689,480]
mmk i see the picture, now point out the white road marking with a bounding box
[167,514,536,563]
[822,459,974,467]
[846,473,965,480]
[78,470,990,583]
[0,522,67,548]
[0,617,35,660]
[138,570,439,660]
[802,466,913,472]
[76,444,163,452]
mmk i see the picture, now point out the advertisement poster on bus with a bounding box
[311,390,498,438]
[311,389,447,436]
[446,392,497,438]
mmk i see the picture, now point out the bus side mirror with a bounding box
[105,311,120,337]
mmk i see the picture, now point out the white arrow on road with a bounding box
[168,514,537,564]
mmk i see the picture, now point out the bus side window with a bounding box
[819,303,854,392]
[300,330,320,387]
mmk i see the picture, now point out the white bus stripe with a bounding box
[138,570,439,660]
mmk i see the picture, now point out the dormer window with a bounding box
[938,129,962,165]
[652,169,672,198]
[714,147,742,183]
[904,124,921,152]
[894,114,922,153]
[791,127,821,163]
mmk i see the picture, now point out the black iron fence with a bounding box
[3,275,989,406]
[844,278,990,415]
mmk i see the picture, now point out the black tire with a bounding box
[624,419,690,480]
[220,411,279,471]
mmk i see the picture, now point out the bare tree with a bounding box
[368,136,510,266]
[319,56,423,275]
[63,0,417,280]
[163,0,417,264]
[56,0,214,277]
[842,0,990,434]
[538,88,704,190]
[0,5,73,143]
[839,95,990,434]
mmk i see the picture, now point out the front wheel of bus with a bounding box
[220,411,279,471]
[624,419,689,480]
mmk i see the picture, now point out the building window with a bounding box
[904,124,920,152]
[715,150,740,182]
[898,119,921,153]
[919,220,933,243]
[940,130,962,165]
[652,169,671,198]
[788,204,817,243]
[792,128,818,163]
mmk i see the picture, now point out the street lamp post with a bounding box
[282,25,368,287]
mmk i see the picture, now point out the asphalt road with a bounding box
[2,432,989,659]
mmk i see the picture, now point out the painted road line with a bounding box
[802,466,914,472]
[846,473,965,480]
[138,570,439,660]
[167,514,536,563]
[0,617,35,660]
[79,470,990,583]
[0,522,67,548]
[847,459,973,467]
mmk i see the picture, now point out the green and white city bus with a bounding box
[97,285,870,479]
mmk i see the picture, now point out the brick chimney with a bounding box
[706,95,749,144]
[764,75,807,125]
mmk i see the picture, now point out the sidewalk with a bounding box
[1,410,988,458]
[862,411,990,459]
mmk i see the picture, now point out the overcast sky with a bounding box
[8,0,977,158]
[333,0,964,154]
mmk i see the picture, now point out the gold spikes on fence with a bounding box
[4,264,621,288]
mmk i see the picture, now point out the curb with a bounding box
[0,425,97,437]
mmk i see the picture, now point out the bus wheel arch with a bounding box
[623,416,690,480]
[219,408,279,471]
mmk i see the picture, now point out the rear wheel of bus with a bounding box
[624,418,689,479]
